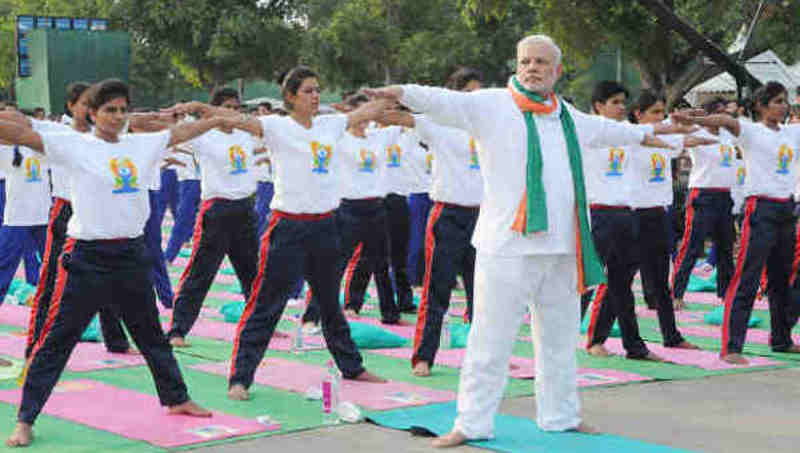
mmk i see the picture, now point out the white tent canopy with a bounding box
[687,50,799,105]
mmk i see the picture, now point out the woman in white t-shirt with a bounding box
[675,81,800,365]
[169,67,391,401]
[167,88,262,348]
[303,94,405,327]
[18,82,132,358]
[0,143,49,309]
[0,79,245,447]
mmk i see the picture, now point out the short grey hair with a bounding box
[517,34,563,66]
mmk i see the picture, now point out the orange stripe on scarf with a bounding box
[509,89,558,115]
[508,88,558,234]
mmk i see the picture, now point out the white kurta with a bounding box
[399,85,650,437]
[401,86,649,256]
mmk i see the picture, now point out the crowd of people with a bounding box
[0,33,798,449]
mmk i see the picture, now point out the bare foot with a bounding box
[169,337,189,348]
[274,331,290,339]
[0,358,13,367]
[167,400,212,417]
[785,345,800,353]
[431,430,468,448]
[5,422,33,447]
[227,384,250,401]
[344,309,358,318]
[587,344,610,357]
[509,363,520,371]
[412,361,431,377]
[385,319,412,326]
[720,353,749,365]
[122,347,140,355]
[348,370,387,383]
[673,298,686,311]
[672,341,700,350]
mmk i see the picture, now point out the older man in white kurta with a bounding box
[367,35,670,446]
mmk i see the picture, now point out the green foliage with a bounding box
[111,0,302,89]
[303,0,538,90]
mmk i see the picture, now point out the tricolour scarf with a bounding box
[508,75,605,293]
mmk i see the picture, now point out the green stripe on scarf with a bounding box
[512,76,606,288]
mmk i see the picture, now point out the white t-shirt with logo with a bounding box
[381,128,429,196]
[687,128,738,189]
[338,127,402,200]
[259,114,349,214]
[733,121,800,199]
[40,130,172,240]
[0,145,50,225]
[628,135,683,209]
[414,116,482,206]
[188,129,259,201]
[583,141,638,208]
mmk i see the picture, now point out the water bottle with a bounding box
[322,360,341,425]
[290,319,304,354]
[440,316,451,350]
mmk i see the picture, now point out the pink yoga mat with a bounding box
[181,318,317,351]
[0,334,146,372]
[683,292,720,304]
[679,324,800,346]
[601,338,783,370]
[0,380,278,448]
[170,257,191,267]
[193,359,456,410]
[682,292,769,310]
[635,306,705,324]
[207,291,245,302]
[370,347,536,379]
[369,348,652,385]
[0,304,30,328]
[215,274,239,285]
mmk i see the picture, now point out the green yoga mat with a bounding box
[703,305,761,328]
[367,402,696,453]
[686,270,716,292]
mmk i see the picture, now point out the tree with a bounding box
[110,0,303,94]
[302,0,539,90]
[473,0,800,107]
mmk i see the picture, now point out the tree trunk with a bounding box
[636,0,761,91]
[663,44,770,108]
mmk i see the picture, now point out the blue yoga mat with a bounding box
[367,402,697,453]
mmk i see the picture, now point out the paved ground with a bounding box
[188,368,800,453]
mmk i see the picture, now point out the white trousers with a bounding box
[453,253,581,438]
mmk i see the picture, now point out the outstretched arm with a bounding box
[378,110,415,128]
[672,110,741,137]
[345,98,395,129]
[0,111,32,128]
[364,85,477,133]
[168,116,237,147]
[0,120,43,153]
[162,102,264,137]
